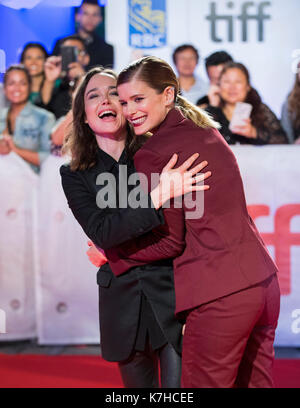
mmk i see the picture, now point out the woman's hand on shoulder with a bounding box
[150,153,211,209]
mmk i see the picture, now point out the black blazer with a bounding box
[60,148,183,362]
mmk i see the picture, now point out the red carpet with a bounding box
[0,354,299,388]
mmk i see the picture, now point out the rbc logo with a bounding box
[129,0,167,49]
[206,1,271,42]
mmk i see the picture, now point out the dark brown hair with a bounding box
[288,70,300,132]
[20,42,48,63]
[172,44,199,65]
[63,66,144,171]
[117,56,219,129]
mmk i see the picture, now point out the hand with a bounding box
[182,324,186,335]
[295,136,300,145]
[231,118,257,139]
[44,56,62,82]
[67,62,85,80]
[2,135,16,151]
[207,84,221,107]
[86,240,108,267]
[150,153,211,209]
[0,139,11,155]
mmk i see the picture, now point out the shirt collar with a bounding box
[96,147,129,172]
[0,101,32,120]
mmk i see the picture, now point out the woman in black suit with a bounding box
[60,67,210,387]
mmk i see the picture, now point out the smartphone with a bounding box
[60,46,78,76]
[229,102,253,131]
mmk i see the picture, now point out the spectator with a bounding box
[281,64,300,143]
[20,42,48,105]
[52,0,114,70]
[205,62,288,145]
[0,65,55,173]
[172,44,209,104]
[197,50,233,107]
[41,35,90,119]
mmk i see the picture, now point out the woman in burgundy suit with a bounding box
[96,56,281,388]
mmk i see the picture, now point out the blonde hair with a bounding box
[176,94,220,129]
[117,56,220,130]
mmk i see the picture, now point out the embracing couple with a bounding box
[60,56,280,388]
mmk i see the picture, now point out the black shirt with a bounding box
[205,105,288,145]
[61,147,180,358]
[52,32,114,70]
[96,148,167,352]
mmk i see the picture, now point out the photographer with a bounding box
[41,35,90,119]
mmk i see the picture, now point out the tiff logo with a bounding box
[206,1,271,42]
[248,204,300,296]
[0,308,6,334]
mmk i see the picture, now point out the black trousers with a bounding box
[118,342,181,388]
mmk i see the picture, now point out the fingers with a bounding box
[178,153,200,172]
[162,153,178,172]
[193,170,211,183]
[189,160,208,176]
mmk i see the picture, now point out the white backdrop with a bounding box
[106,0,300,117]
[0,146,299,345]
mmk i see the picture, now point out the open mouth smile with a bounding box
[130,116,147,127]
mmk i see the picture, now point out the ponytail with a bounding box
[176,94,220,129]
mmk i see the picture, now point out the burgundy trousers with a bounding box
[181,273,280,388]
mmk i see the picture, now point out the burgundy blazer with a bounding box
[106,108,278,314]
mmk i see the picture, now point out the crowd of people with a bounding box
[1,0,299,172]
[0,0,298,390]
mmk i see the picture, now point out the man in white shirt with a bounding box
[172,44,209,105]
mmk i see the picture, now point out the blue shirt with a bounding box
[180,76,209,105]
[0,101,56,173]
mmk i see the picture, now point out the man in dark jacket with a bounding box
[52,0,114,70]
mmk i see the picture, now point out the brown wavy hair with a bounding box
[288,71,300,131]
[63,67,144,171]
[219,62,266,128]
[117,56,219,129]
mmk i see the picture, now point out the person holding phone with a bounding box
[41,35,90,119]
[205,62,288,144]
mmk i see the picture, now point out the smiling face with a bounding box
[84,73,127,139]
[219,68,250,105]
[117,78,174,135]
[22,47,46,77]
[4,69,30,105]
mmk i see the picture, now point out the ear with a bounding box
[163,86,175,106]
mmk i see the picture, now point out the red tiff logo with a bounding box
[248,204,300,295]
